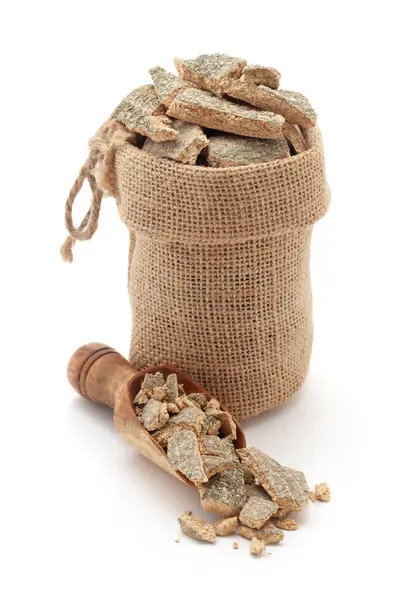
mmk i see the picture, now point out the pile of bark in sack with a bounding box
[111,53,316,167]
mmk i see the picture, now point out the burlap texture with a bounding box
[115,127,329,421]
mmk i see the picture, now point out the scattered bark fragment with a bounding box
[213,516,238,536]
[314,483,331,502]
[143,120,209,165]
[237,522,284,544]
[167,402,180,415]
[111,85,178,141]
[250,537,267,556]
[220,79,316,128]
[199,463,246,517]
[214,412,237,439]
[187,393,208,410]
[239,496,278,529]
[282,121,308,154]
[202,454,234,478]
[165,373,179,402]
[237,447,309,510]
[149,66,193,107]
[233,541,239,550]
[201,415,222,436]
[141,372,165,393]
[152,386,167,401]
[169,406,205,435]
[178,511,216,543]
[167,430,208,483]
[206,133,290,167]
[273,518,298,531]
[167,88,284,139]
[174,538,180,543]
[141,398,170,432]
[240,65,281,89]
[174,53,246,95]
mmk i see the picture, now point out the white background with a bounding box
[1,1,399,598]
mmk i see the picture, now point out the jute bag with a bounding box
[62,122,329,421]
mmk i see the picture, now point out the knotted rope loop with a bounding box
[60,119,134,262]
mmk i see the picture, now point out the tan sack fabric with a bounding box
[112,127,329,421]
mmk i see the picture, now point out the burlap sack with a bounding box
[112,127,329,421]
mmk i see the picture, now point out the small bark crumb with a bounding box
[167,402,180,415]
[237,522,284,544]
[250,537,267,556]
[233,541,239,550]
[314,483,331,502]
[213,516,238,536]
[178,511,216,543]
[274,518,298,531]
[174,538,180,543]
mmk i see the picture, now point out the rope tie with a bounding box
[60,119,134,262]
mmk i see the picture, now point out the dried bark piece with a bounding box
[141,372,165,393]
[199,435,236,459]
[165,373,179,402]
[273,508,291,519]
[205,398,220,414]
[273,518,298,531]
[174,53,246,95]
[141,398,169,432]
[214,412,237,439]
[169,406,205,435]
[167,430,208,483]
[133,390,148,406]
[250,537,267,556]
[152,422,175,448]
[237,522,284,544]
[187,393,208,409]
[282,121,308,154]
[240,65,281,89]
[201,415,222,436]
[199,464,246,516]
[239,496,278,529]
[167,402,180,415]
[202,454,234,479]
[143,120,209,165]
[206,133,289,167]
[314,482,331,502]
[220,80,317,128]
[167,88,284,139]
[213,516,238,536]
[233,541,239,550]
[111,85,178,141]
[152,386,167,401]
[149,66,193,107]
[245,483,272,501]
[237,447,309,510]
[178,511,216,543]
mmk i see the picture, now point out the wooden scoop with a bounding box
[68,343,246,486]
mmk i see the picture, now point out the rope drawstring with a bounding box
[60,119,134,262]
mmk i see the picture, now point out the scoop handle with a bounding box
[67,343,139,409]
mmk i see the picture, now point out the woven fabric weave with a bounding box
[115,128,329,421]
